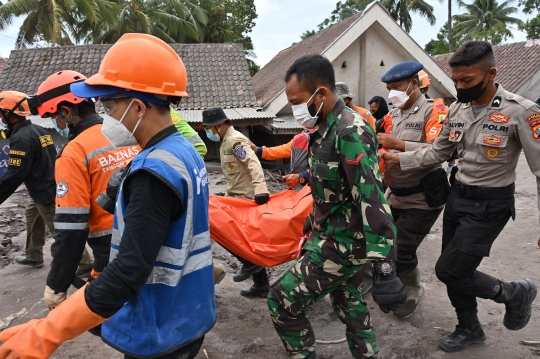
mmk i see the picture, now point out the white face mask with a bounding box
[388,82,412,109]
[291,88,324,129]
[101,99,143,148]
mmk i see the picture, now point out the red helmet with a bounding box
[29,70,87,117]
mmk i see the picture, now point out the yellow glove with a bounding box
[0,284,106,359]
[43,286,67,310]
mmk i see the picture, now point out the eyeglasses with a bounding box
[99,95,131,116]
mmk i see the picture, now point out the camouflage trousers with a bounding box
[267,235,377,359]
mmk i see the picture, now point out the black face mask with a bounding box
[456,72,490,103]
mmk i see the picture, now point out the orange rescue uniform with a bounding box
[47,115,141,292]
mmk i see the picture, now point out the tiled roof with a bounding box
[0,43,258,110]
[433,40,540,93]
[0,58,6,78]
[252,11,364,106]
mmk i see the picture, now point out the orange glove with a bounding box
[0,284,106,359]
[378,148,388,175]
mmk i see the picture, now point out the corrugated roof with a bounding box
[252,11,364,107]
[271,116,303,130]
[0,43,258,110]
[433,40,540,93]
[178,107,275,123]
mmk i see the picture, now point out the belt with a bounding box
[454,180,514,200]
[390,184,424,197]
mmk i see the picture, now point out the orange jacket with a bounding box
[378,98,448,175]
[48,116,141,292]
[352,105,376,129]
[261,139,293,160]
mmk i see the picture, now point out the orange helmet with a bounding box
[72,33,187,102]
[28,70,87,117]
[418,70,430,89]
[0,91,31,119]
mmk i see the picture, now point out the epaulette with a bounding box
[505,92,536,110]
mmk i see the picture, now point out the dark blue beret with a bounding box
[381,61,424,83]
[202,106,228,126]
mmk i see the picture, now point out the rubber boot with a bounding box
[361,262,373,296]
[394,266,424,318]
[493,279,537,330]
[213,266,226,285]
[233,262,263,282]
[438,310,486,352]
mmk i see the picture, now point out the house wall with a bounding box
[333,38,362,104]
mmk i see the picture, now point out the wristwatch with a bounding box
[374,261,396,276]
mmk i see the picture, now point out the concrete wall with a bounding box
[333,38,362,104]
[518,70,540,102]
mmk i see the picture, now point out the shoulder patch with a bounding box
[39,134,53,148]
[526,113,540,139]
[233,142,247,160]
[365,111,372,117]
[491,96,502,107]
[56,181,69,198]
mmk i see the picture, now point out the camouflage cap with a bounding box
[336,82,354,99]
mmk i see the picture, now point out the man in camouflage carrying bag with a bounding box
[267,54,405,359]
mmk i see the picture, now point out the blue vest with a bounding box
[101,132,216,357]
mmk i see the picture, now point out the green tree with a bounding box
[425,21,462,55]
[301,29,317,40]
[317,0,437,33]
[202,0,260,75]
[453,0,522,45]
[0,0,118,47]
[78,0,211,44]
[518,0,540,14]
[518,13,540,38]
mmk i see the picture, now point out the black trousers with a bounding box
[435,187,514,311]
[124,336,204,359]
[392,207,443,274]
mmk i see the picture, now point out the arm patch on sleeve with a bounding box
[8,158,22,166]
[9,150,26,157]
[233,141,247,160]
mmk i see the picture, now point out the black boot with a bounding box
[438,310,486,352]
[241,268,269,298]
[494,279,537,330]
[240,284,270,298]
[233,262,263,282]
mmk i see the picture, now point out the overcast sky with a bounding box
[0,0,532,66]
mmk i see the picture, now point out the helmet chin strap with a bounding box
[59,104,79,125]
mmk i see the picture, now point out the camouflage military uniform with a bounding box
[267,100,397,359]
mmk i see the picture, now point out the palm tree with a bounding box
[77,0,211,44]
[381,0,436,33]
[319,0,436,33]
[0,0,117,48]
[453,0,522,45]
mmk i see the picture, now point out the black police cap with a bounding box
[381,61,424,84]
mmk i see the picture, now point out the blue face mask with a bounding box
[51,118,70,138]
[206,127,221,142]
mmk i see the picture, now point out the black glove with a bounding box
[96,166,126,214]
[254,193,270,205]
[371,261,406,313]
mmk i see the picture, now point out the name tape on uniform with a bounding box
[9,150,26,157]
